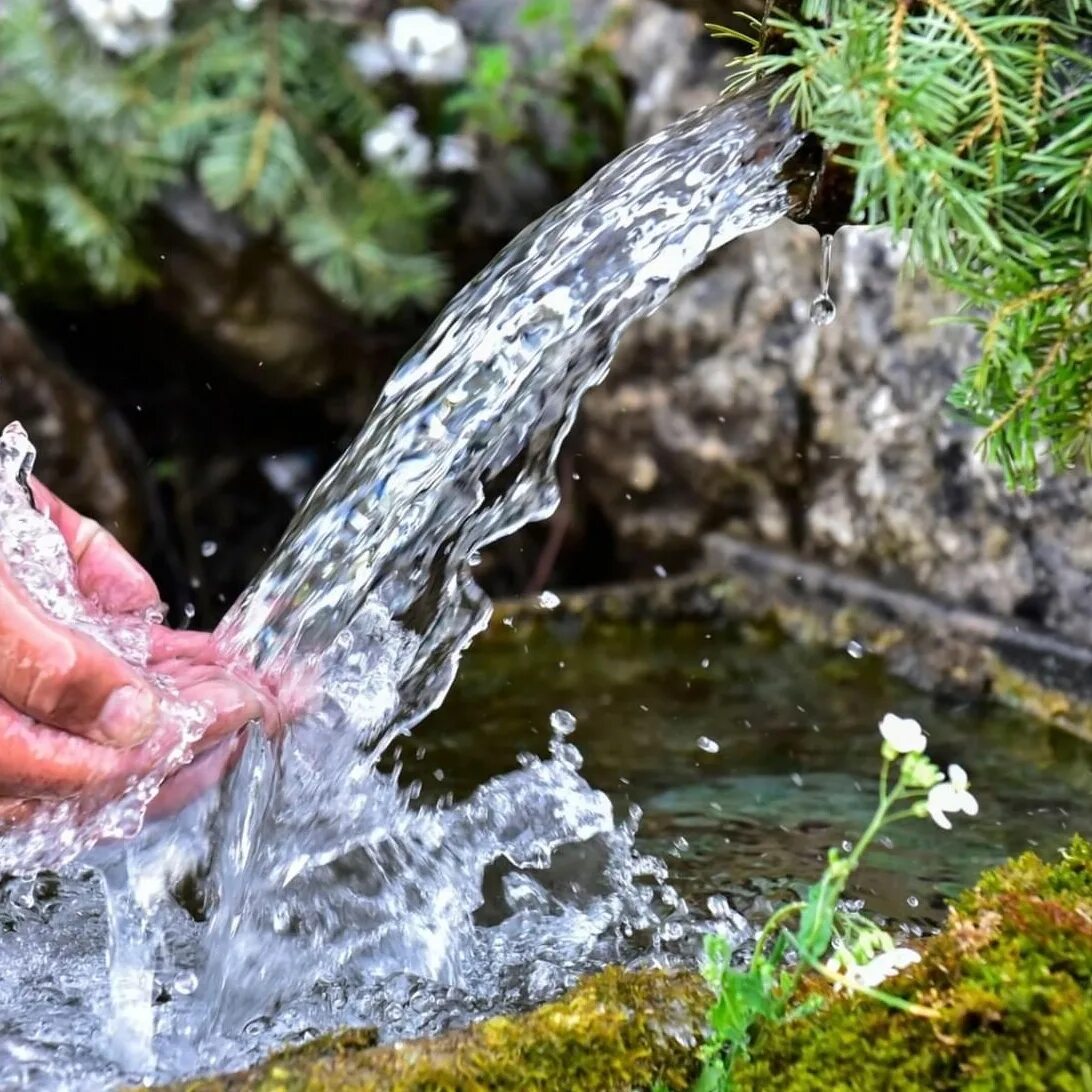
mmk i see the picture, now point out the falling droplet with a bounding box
[537,590,560,610]
[550,709,577,737]
[810,233,837,326]
[200,540,218,558]
[696,736,720,754]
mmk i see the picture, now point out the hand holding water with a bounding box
[0,475,283,823]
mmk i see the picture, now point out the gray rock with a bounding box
[579,221,1092,645]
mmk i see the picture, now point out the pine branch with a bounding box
[730,0,1092,487]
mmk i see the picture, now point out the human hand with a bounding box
[0,480,283,824]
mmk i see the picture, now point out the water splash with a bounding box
[0,423,211,874]
[810,232,836,326]
[0,84,797,1087]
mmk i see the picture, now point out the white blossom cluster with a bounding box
[66,0,262,55]
[362,105,478,180]
[348,8,469,85]
[66,0,173,55]
[351,9,479,180]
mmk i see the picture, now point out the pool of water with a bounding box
[401,618,1092,928]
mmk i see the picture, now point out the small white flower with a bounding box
[348,36,397,82]
[926,764,978,830]
[845,946,920,989]
[878,713,927,755]
[436,133,479,173]
[386,8,469,84]
[67,0,172,54]
[363,105,431,179]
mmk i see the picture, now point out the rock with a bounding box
[156,966,709,1091]
[150,186,391,423]
[578,220,1092,647]
[0,298,143,547]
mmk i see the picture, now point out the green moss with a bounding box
[730,836,1092,1091]
[165,966,707,1092]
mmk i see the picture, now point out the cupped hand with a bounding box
[0,480,284,824]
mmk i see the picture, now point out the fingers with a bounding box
[0,556,158,746]
[145,736,244,821]
[157,659,282,745]
[0,700,169,799]
[29,479,160,615]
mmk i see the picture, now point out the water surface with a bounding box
[409,618,1092,925]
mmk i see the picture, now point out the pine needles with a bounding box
[0,0,623,321]
[727,0,1092,487]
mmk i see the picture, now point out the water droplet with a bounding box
[172,971,198,996]
[696,736,719,754]
[653,564,667,578]
[181,603,196,626]
[809,233,837,326]
[702,895,730,920]
[700,657,710,669]
[467,549,482,567]
[672,836,690,854]
[790,772,804,787]
[537,590,560,610]
[846,639,865,659]
[906,895,919,908]
[550,709,577,736]
[809,293,836,326]
[200,540,218,558]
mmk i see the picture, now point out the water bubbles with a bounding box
[537,590,561,610]
[200,540,218,558]
[549,709,577,737]
[706,894,732,919]
[696,736,720,754]
[172,972,198,997]
[809,233,837,327]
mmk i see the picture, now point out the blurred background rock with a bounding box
[4,0,1089,648]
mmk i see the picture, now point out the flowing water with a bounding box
[0,80,1083,1091]
[0,85,803,1089]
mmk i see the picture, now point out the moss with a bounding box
[730,836,1092,1091]
[165,966,707,1092]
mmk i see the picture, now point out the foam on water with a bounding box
[0,85,796,1088]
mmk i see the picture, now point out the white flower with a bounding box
[386,8,469,84]
[363,106,431,179]
[844,946,921,989]
[348,37,397,82]
[67,0,172,54]
[436,133,479,173]
[879,713,927,755]
[926,764,979,830]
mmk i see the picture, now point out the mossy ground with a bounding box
[168,966,708,1092]
[164,839,1092,1092]
[732,835,1092,1091]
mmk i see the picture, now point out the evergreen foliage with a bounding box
[0,0,622,320]
[726,1,1092,487]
